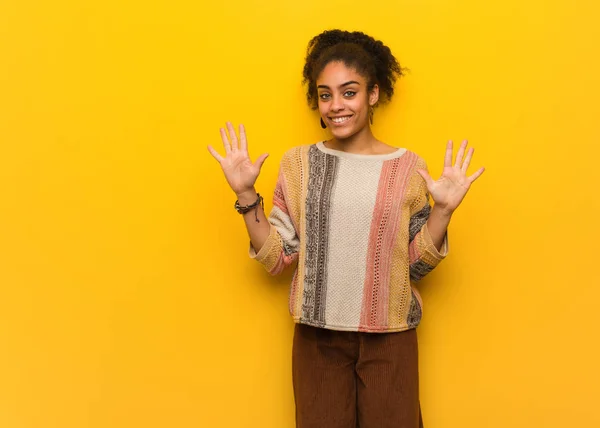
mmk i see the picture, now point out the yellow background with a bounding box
[1,0,599,427]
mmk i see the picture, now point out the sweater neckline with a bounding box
[315,141,407,160]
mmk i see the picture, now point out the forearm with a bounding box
[236,188,271,253]
[426,204,452,251]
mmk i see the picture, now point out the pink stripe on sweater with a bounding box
[409,232,421,263]
[273,166,301,237]
[273,169,289,215]
[268,251,298,276]
[359,152,418,331]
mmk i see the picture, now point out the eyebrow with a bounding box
[317,80,360,90]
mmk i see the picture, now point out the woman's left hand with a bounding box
[417,140,485,215]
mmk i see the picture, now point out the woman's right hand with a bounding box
[207,122,269,196]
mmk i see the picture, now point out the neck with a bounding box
[326,126,380,154]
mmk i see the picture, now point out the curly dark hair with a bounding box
[302,29,405,111]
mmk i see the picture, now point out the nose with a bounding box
[330,94,345,113]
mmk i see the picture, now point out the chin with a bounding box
[331,127,359,140]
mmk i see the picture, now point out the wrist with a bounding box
[432,203,454,219]
[236,188,258,205]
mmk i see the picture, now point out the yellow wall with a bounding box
[1,0,599,427]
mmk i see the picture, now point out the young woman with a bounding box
[208,29,484,428]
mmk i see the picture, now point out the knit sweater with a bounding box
[249,141,449,333]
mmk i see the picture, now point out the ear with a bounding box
[369,84,380,106]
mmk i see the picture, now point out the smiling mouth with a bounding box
[329,115,353,124]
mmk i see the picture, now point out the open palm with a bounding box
[417,140,485,213]
[207,122,269,195]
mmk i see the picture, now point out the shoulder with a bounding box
[402,149,428,171]
[279,143,315,166]
[281,144,314,160]
[401,151,431,209]
[277,144,314,177]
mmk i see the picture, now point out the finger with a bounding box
[220,127,231,154]
[227,122,239,151]
[461,147,474,174]
[444,140,453,168]
[417,168,435,189]
[239,123,248,152]
[468,167,485,183]
[454,140,468,168]
[254,153,269,173]
[207,145,224,163]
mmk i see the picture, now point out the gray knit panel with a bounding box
[301,145,338,326]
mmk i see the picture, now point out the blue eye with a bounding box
[319,91,356,100]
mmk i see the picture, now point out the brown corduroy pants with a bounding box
[292,323,423,428]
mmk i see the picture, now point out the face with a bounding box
[316,61,379,140]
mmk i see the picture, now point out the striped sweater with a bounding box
[249,141,448,333]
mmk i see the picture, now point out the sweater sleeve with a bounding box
[408,163,449,282]
[248,156,300,275]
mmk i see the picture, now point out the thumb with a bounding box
[254,153,269,173]
[416,169,434,189]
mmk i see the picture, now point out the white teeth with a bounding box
[331,116,351,123]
